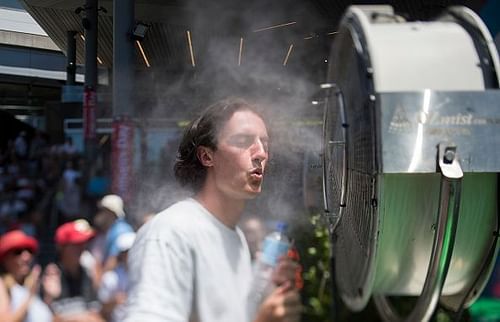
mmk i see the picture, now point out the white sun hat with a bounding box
[99,194,125,218]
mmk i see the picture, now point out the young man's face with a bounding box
[209,110,269,200]
[3,248,34,282]
[60,243,86,265]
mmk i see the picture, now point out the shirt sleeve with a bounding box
[107,221,134,258]
[98,271,118,303]
[124,228,194,322]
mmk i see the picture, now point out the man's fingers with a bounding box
[31,265,41,279]
[260,286,302,322]
[273,256,304,291]
[273,287,301,309]
[283,289,300,304]
[282,290,302,321]
[277,256,299,270]
[25,265,42,294]
[282,290,301,315]
[275,280,293,294]
[44,263,61,276]
[273,260,300,288]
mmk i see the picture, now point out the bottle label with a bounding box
[261,239,289,266]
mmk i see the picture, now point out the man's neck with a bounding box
[195,187,245,229]
[61,259,81,277]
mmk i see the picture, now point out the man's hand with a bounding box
[41,263,62,303]
[101,291,127,319]
[253,281,302,322]
[54,311,105,322]
[272,257,301,288]
[24,265,41,296]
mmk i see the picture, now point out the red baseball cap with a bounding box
[0,230,39,261]
[55,219,95,246]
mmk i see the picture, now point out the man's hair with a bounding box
[174,97,264,192]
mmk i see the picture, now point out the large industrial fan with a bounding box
[321,5,500,321]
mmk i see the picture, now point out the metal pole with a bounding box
[373,144,463,322]
[113,0,135,117]
[112,0,135,203]
[66,31,76,85]
[83,0,98,160]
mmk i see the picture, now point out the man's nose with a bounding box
[20,250,33,260]
[252,139,268,161]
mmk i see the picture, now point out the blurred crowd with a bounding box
[2,128,500,322]
[0,130,141,322]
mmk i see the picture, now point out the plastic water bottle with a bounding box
[248,221,290,319]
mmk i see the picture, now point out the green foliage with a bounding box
[291,213,470,322]
[293,213,333,322]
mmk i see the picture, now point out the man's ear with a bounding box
[197,146,214,167]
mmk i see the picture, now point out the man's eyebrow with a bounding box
[228,133,250,139]
[229,133,266,138]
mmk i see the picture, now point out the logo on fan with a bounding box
[388,106,490,134]
[421,112,477,125]
[388,105,411,133]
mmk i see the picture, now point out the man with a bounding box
[93,194,134,273]
[125,97,301,322]
[0,230,52,322]
[98,232,136,322]
[41,219,103,322]
[58,160,82,222]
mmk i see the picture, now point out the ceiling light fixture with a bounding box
[135,40,150,67]
[238,37,244,66]
[253,21,296,33]
[283,44,294,66]
[186,30,196,67]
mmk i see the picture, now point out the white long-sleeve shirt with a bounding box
[124,198,252,322]
[10,284,53,322]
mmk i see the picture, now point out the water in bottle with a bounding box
[247,221,290,320]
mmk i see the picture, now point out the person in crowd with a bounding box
[41,219,103,322]
[125,97,302,322]
[93,194,134,273]
[0,230,52,322]
[60,137,77,157]
[14,131,28,160]
[57,160,82,222]
[6,154,21,177]
[86,167,110,202]
[241,215,268,262]
[98,231,136,322]
[27,130,47,176]
[28,130,47,161]
[40,151,61,188]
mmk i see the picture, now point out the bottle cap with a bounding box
[276,221,288,232]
